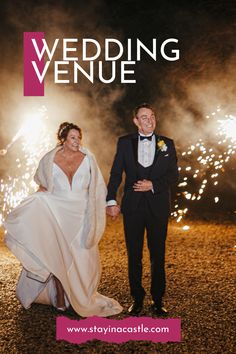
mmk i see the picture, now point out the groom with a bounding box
[106,103,179,315]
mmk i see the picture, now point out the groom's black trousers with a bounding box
[123,196,168,305]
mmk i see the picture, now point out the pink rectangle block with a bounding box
[24,32,45,96]
[56,316,181,344]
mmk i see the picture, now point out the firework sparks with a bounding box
[182,225,190,231]
[0,106,54,225]
[173,107,236,226]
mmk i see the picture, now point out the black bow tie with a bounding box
[139,134,153,141]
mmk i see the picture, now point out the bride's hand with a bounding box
[38,185,47,192]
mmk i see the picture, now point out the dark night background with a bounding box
[1,0,236,118]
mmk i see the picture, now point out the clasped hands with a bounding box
[106,179,153,220]
[106,205,120,220]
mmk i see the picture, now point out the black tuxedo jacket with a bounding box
[107,133,179,218]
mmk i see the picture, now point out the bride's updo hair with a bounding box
[57,122,82,145]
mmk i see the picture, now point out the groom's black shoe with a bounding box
[150,301,168,316]
[128,301,143,315]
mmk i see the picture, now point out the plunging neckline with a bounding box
[53,155,86,189]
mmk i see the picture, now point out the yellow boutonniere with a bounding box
[157,139,168,152]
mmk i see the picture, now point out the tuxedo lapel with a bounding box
[152,134,161,165]
[149,134,161,175]
[131,134,139,165]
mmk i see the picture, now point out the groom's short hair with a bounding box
[133,103,155,117]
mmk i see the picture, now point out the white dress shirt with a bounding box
[138,132,155,167]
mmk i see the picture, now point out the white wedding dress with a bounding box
[4,156,122,317]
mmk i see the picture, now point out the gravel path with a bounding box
[0,217,235,353]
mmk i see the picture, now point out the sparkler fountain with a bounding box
[174,107,236,229]
[0,106,54,225]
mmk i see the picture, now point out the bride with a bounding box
[3,122,122,317]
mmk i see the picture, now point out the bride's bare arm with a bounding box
[37,185,47,192]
